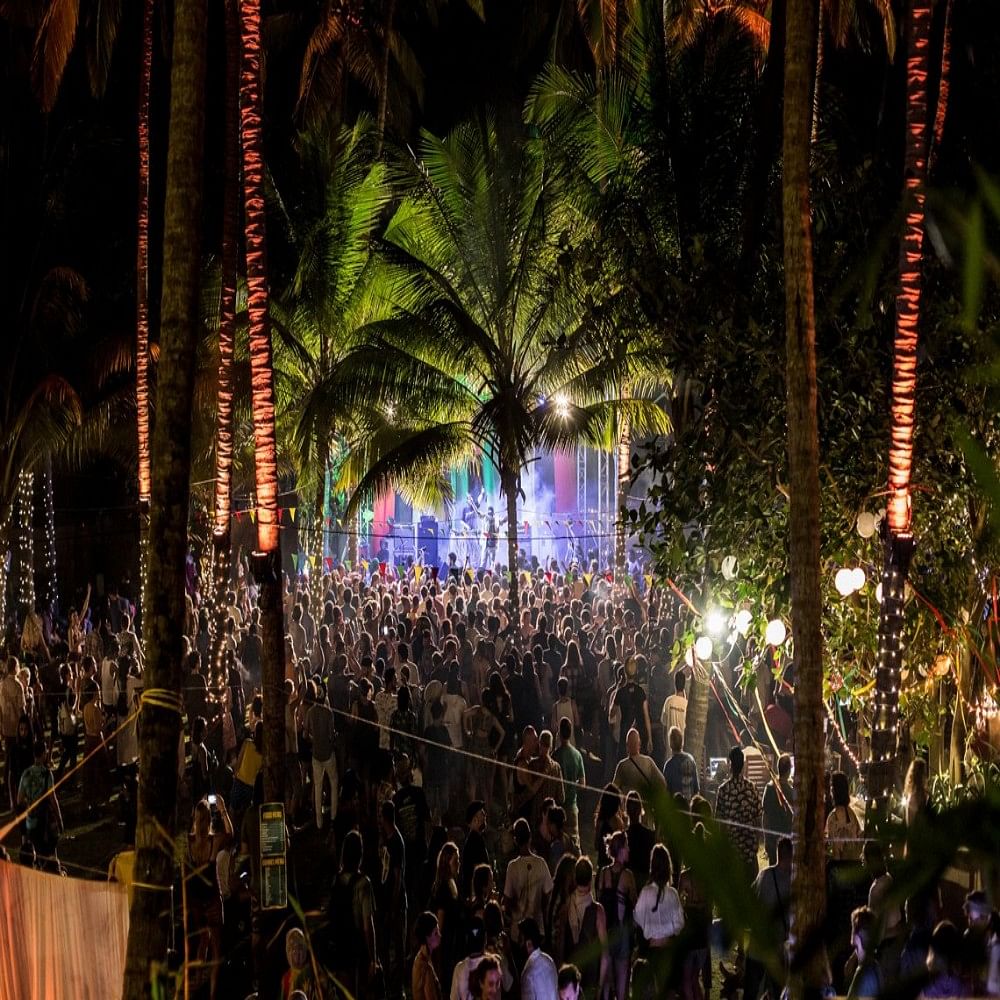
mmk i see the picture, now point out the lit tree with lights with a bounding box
[303,118,668,612]
[866,0,933,825]
[241,0,286,804]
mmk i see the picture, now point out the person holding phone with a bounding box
[187,795,233,1000]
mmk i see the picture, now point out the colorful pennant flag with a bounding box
[289,507,297,522]
[414,565,423,584]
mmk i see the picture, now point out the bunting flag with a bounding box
[545,571,552,582]
[644,574,653,591]
[235,510,242,521]
[396,564,405,580]
[414,564,423,584]
[605,572,613,582]
[361,560,369,573]
[624,574,633,587]
[249,509,256,523]
[521,570,531,583]
[379,561,387,577]
[464,568,474,583]
[289,507,297,522]
[344,559,352,572]
[583,572,593,587]
[309,554,318,568]
[324,557,333,570]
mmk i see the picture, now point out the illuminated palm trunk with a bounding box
[782,0,827,988]
[209,0,242,686]
[123,0,208,991]
[868,0,932,824]
[136,0,154,615]
[241,0,286,805]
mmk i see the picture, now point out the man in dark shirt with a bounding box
[461,799,491,896]
[624,791,655,885]
[379,800,407,999]
[392,755,429,908]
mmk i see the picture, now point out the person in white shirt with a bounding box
[503,818,553,945]
[634,844,684,948]
[518,917,558,1000]
[660,670,688,737]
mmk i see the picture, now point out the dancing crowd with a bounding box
[2,554,1000,1000]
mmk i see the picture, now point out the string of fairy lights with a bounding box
[16,470,35,616]
[40,469,58,615]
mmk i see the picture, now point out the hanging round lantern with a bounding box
[721,555,738,580]
[856,511,877,538]
[835,568,856,596]
[734,608,753,637]
[694,635,714,661]
[850,567,866,592]
[765,619,787,647]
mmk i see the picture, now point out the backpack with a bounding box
[58,702,76,737]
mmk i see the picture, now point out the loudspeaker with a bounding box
[417,516,438,566]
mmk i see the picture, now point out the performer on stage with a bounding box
[483,506,499,568]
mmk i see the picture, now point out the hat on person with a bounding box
[466,800,486,823]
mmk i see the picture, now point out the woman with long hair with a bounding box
[547,853,579,958]
[411,911,443,1000]
[593,782,624,867]
[597,829,638,1000]
[825,770,862,861]
[634,844,685,994]
[429,841,462,986]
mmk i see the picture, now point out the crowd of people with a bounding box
[2,554,1000,1000]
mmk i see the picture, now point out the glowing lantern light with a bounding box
[734,609,753,637]
[694,635,713,661]
[835,568,856,596]
[705,610,726,638]
[684,646,696,668]
[765,619,787,647]
[850,567,866,591]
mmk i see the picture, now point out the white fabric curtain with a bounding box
[0,861,129,999]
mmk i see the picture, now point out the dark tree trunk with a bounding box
[122,0,208,994]
[781,0,827,992]
[503,469,519,617]
[375,0,396,157]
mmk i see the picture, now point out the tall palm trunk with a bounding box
[375,0,396,157]
[502,469,519,616]
[927,0,952,173]
[810,6,824,144]
[868,0,932,820]
[136,0,154,614]
[122,0,208,993]
[241,0,286,805]
[684,656,710,774]
[782,0,827,992]
[209,0,242,685]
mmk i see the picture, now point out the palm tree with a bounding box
[21,0,123,111]
[271,119,390,609]
[136,0,155,622]
[241,0,286,805]
[867,0,933,820]
[122,0,208,992]
[781,0,827,992]
[306,118,668,612]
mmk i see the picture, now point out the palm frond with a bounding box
[32,0,79,111]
